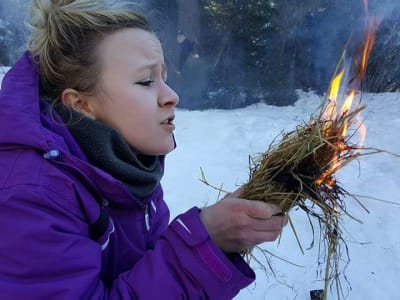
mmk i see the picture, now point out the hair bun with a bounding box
[26,0,151,102]
[28,0,55,59]
[28,0,95,60]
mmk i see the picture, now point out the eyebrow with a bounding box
[136,62,167,74]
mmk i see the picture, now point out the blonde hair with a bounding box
[27,0,152,102]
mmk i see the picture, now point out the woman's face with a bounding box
[88,28,179,155]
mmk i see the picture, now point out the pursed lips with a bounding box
[160,115,175,130]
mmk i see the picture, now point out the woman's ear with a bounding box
[61,88,96,120]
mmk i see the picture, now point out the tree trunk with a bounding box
[176,0,201,41]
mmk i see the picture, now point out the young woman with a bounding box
[0,1,286,299]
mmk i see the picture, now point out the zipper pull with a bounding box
[43,150,60,160]
[102,198,109,207]
[144,204,150,231]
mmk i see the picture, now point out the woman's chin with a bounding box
[162,142,176,155]
[150,141,176,156]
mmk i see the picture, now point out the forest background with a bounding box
[1,0,399,109]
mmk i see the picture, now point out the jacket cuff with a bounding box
[167,207,255,298]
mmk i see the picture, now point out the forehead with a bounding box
[98,28,163,70]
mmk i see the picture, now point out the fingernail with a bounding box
[273,212,284,216]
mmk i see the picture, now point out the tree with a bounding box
[2,0,398,108]
[200,0,292,107]
[366,8,400,92]
[0,0,28,65]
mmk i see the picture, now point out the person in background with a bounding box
[176,30,199,74]
[0,1,286,299]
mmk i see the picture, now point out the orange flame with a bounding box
[316,10,380,187]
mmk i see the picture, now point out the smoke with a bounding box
[289,0,400,94]
[369,0,400,18]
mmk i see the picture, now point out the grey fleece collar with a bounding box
[53,103,162,199]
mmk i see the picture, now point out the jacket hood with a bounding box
[0,51,164,206]
[0,51,86,159]
[1,52,45,148]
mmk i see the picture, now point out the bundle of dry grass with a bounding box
[240,101,369,299]
[241,106,364,214]
[238,16,387,300]
[199,12,397,300]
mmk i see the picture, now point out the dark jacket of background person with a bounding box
[177,33,196,72]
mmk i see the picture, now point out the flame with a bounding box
[357,17,381,82]
[322,69,344,120]
[316,10,380,187]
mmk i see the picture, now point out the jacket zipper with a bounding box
[144,204,150,232]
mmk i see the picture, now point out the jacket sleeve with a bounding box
[0,185,255,300]
[124,207,255,299]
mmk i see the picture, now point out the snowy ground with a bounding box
[162,91,400,300]
[1,67,399,299]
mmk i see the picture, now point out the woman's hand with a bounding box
[200,188,286,253]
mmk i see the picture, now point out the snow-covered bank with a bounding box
[163,91,400,300]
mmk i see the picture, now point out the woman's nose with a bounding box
[159,82,179,107]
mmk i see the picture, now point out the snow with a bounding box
[162,91,400,300]
[0,67,10,78]
[1,67,399,299]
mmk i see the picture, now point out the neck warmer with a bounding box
[53,104,162,199]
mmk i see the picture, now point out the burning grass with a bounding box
[234,13,393,300]
[201,9,398,300]
[239,101,374,299]
[236,15,394,300]
[240,107,365,214]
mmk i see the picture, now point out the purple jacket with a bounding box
[0,52,255,299]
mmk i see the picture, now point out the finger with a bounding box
[243,200,282,219]
[249,229,282,244]
[250,216,286,232]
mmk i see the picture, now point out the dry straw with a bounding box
[199,13,399,300]
[240,99,371,299]
[237,17,399,300]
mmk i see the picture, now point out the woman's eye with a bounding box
[137,80,155,87]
